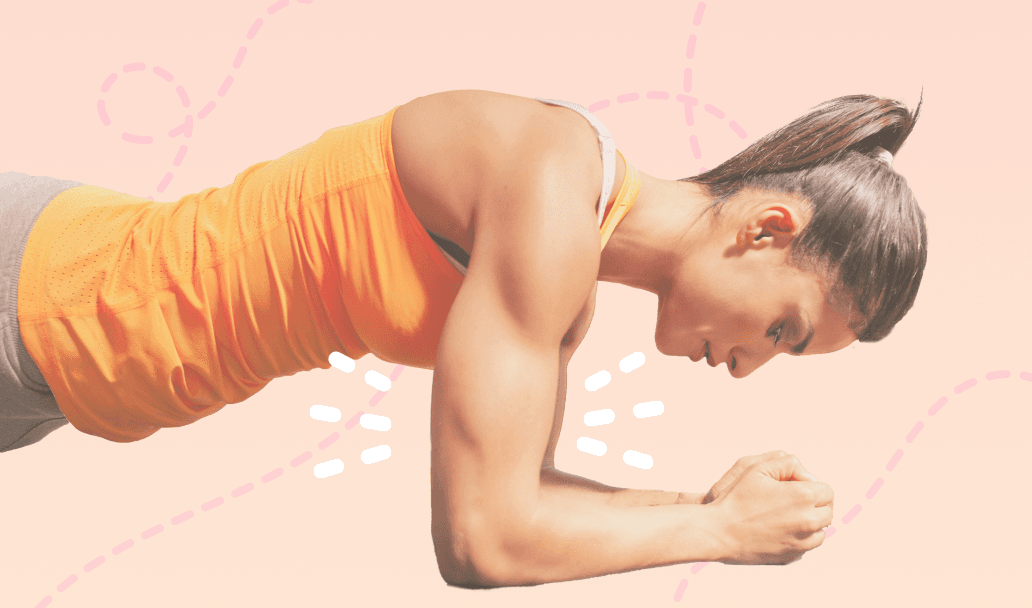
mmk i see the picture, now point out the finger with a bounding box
[759,454,816,482]
[740,450,788,470]
[810,481,834,507]
[799,529,827,552]
[815,504,833,529]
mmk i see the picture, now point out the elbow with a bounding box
[432,513,526,589]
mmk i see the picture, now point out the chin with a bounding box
[654,332,673,357]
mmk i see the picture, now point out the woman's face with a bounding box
[654,194,857,378]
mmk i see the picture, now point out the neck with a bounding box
[597,172,713,294]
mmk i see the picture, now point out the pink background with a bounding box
[2,0,1030,606]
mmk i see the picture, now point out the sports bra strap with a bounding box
[533,98,616,228]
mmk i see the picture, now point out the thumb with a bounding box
[759,454,819,482]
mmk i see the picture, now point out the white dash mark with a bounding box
[329,351,356,373]
[583,409,615,427]
[309,404,342,423]
[632,401,665,418]
[584,370,611,392]
[619,351,646,373]
[576,437,608,456]
[314,459,345,479]
[361,444,391,464]
[360,414,391,431]
[623,450,654,470]
[365,370,391,391]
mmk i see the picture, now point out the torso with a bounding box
[391,89,625,350]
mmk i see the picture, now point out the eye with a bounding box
[766,322,785,346]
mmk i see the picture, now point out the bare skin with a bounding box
[392,90,851,587]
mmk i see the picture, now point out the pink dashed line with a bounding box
[168,115,194,138]
[83,555,105,573]
[825,526,836,537]
[729,120,746,139]
[842,504,862,524]
[233,46,248,69]
[690,562,708,574]
[111,539,134,555]
[677,94,698,126]
[246,18,264,40]
[217,75,234,97]
[673,579,688,602]
[345,411,364,430]
[173,145,188,166]
[703,103,724,118]
[291,451,313,467]
[262,467,284,483]
[231,483,254,498]
[692,2,706,26]
[647,91,670,100]
[122,133,153,144]
[369,391,386,407]
[97,100,111,125]
[683,68,692,93]
[588,99,610,112]
[267,0,289,15]
[100,73,117,93]
[1021,371,1032,382]
[198,100,216,119]
[57,574,78,592]
[928,396,948,416]
[123,62,145,72]
[176,85,191,107]
[986,370,1010,380]
[686,34,697,59]
[905,421,924,443]
[319,432,340,450]
[36,596,52,607]
[141,524,164,540]
[157,172,173,192]
[200,496,225,512]
[617,92,640,103]
[886,449,904,471]
[954,378,977,394]
[389,364,405,381]
[865,477,884,500]
[153,66,174,82]
[171,510,194,525]
[689,134,701,159]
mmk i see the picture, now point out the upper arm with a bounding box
[429,145,599,586]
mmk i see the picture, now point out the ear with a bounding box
[735,204,803,250]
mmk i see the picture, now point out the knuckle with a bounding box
[807,512,823,532]
[775,450,788,458]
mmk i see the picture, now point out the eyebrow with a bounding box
[791,320,816,355]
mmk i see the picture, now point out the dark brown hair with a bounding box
[680,92,926,342]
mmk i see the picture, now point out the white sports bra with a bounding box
[426,98,618,276]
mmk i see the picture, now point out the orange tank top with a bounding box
[17,106,642,443]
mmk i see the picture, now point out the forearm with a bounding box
[540,465,706,507]
[482,468,724,587]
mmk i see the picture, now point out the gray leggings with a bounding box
[0,172,83,453]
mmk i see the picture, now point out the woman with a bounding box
[0,89,925,587]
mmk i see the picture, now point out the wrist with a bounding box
[699,501,736,563]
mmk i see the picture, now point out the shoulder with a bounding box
[397,90,606,206]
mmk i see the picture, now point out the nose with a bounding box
[729,346,779,378]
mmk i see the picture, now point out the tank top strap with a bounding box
[533,98,616,228]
